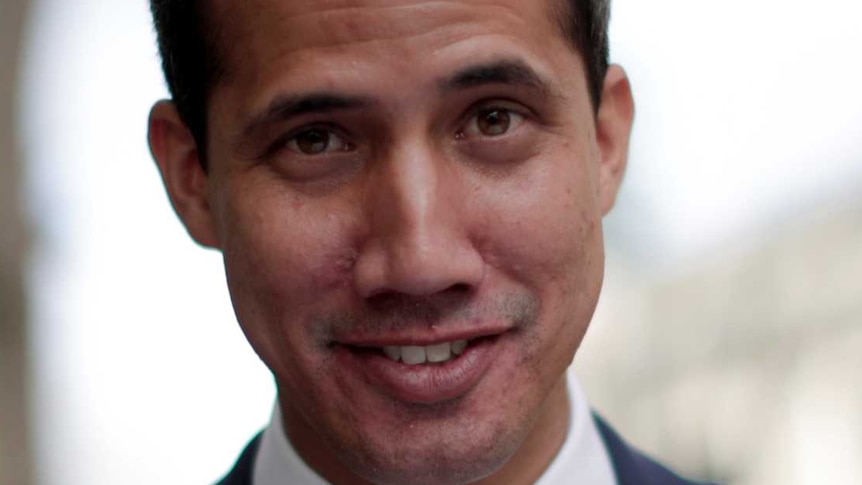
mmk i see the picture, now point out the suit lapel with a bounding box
[592,413,714,485]
[215,432,262,485]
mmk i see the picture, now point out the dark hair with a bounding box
[150,0,611,164]
[556,0,611,111]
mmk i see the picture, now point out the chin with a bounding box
[339,429,519,485]
[325,391,536,485]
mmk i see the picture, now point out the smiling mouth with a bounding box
[336,334,504,403]
[344,334,502,365]
[380,339,469,364]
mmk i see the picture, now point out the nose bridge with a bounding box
[355,138,483,297]
[375,139,450,262]
[388,142,440,237]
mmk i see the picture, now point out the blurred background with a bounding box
[1,0,860,483]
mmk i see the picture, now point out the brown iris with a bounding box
[294,129,330,155]
[477,109,511,136]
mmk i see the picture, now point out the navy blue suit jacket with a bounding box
[217,414,715,484]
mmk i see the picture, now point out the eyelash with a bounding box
[456,104,528,140]
[264,124,353,159]
[263,100,531,158]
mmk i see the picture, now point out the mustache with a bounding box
[315,289,541,340]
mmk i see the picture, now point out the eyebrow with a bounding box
[440,59,553,97]
[239,59,551,140]
[241,93,372,138]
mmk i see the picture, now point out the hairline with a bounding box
[154,0,609,165]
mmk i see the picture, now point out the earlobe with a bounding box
[596,65,635,216]
[147,100,220,248]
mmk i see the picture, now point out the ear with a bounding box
[595,65,635,215]
[147,100,220,248]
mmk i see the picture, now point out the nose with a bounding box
[353,141,484,298]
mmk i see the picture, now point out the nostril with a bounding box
[366,290,407,309]
[352,229,485,299]
[361,282,474,305]
[446,283,472,295]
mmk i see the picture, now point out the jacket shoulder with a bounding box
[592,414,719,485]
[215,432,263,485]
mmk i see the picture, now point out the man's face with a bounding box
[151,0,632,483]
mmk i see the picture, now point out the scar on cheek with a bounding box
[318,250,359,288]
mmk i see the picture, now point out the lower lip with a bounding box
[335,337,502,404]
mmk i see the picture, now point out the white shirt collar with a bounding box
[253,371,617,485]
[534,371,618,485]
[253,402,326,485]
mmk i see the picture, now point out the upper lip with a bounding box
[334,325,511,348]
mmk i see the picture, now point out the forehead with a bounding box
[208,0,569,75]
[205,0,584,128]
[210,0,561,42]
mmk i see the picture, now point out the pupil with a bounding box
[479,109,510,136]
[297,129,329,154]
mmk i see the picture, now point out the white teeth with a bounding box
[426,342,452,363]
[451,340,468,356]
[381,340,470,364]
[401,346,426,365]
[383,346,402,362]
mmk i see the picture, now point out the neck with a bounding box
[471,376,570,485]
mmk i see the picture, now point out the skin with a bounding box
[148,0,634,484]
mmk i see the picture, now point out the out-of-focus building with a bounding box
[1,1,32,484]
[578,199,862,484]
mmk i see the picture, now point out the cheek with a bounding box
[470,153,605,371]
[214,183,358,363]
[473,156,604,291]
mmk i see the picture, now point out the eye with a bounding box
[285,128,352,155]
[459,107,526,139]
